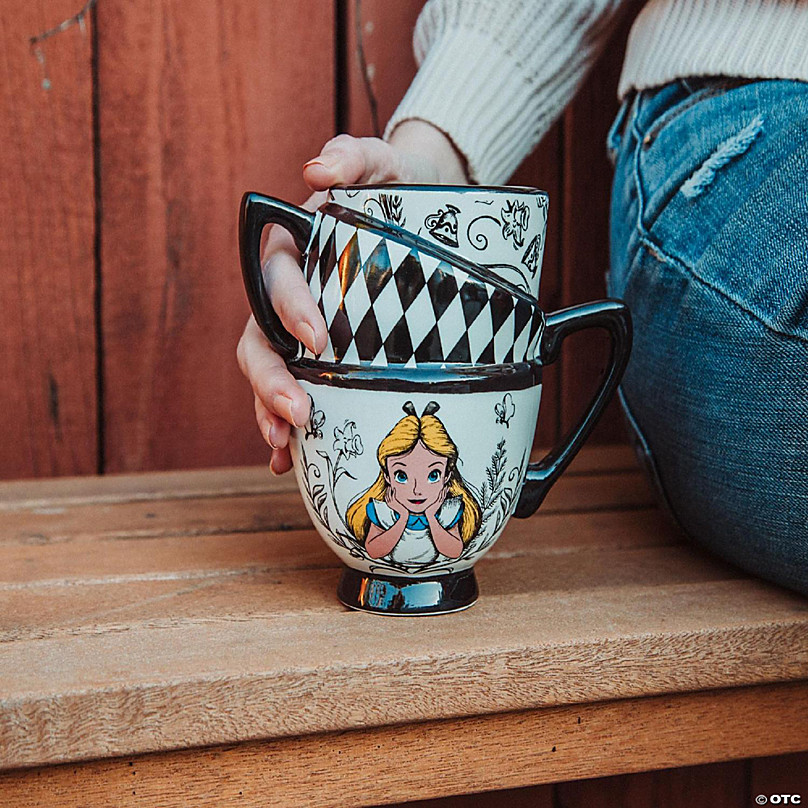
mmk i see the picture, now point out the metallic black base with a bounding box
[337,567,479,616]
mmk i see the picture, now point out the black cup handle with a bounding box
[238,191,316,361]
[514,299,632,518]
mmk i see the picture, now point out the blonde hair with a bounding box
[346,402,481,545]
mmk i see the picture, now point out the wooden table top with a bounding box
[2,445,807,778]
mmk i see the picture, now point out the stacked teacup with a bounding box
[239,186,631,615]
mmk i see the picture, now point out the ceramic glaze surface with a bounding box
[289,381,542,578]
[238,190,632,614]
[329,185,549,299]
[299,205,543,367]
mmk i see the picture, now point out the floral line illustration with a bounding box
[495,393,516,428]
[473,439,527,554]
[500,200,530,248]
[304,394,325,440]
[364,193,406,227]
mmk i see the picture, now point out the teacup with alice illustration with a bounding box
[346,402,482,565]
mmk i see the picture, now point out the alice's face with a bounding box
[385,441,449,512]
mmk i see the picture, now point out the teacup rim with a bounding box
[331,183,549,198]
[290,358,542,393]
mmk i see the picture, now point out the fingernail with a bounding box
[259,418,276,449]
[265,422,279,450]
[306,155,335,170]
[272,394,294,424]
[273,394,308,428]
[292,398,309,428]
[268,458,280,476]
[298,322,319,354]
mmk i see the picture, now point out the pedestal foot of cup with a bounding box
[337,567,478,616]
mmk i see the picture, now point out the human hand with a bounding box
[237,122,469,474]
[385,485,411,520]
[425,488,447,520]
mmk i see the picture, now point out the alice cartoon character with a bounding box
[346,401,482,565]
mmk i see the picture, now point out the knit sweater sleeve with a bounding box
[384,0,627,184]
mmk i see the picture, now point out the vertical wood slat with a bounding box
[0,0,97,478]
[97,0,335,472]
[386,751,808,806]
[343,0,423,137]
[560,9,638,444]
[387,759,752,806]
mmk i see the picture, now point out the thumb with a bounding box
[303,134,406,191]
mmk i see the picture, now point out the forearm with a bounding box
[428,520,464,558]
[365,520,408,559]
[386,0,630,183]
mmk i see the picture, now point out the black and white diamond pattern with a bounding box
[301,216,542,367]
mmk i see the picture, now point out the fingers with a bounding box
[254,395,290,450]
[254,396,293,475]
[303,134,410,190]
[262,224,327,355]
[238,320,305,477]
[269,446,293,476]
[239,187,329,476]
[237,316,311,433]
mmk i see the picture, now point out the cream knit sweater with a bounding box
[385,0,808,183]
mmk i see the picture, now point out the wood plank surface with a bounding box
[96,0,335,473]
[0,0,97,479]
[2,574,806,769]
[0,532,725,643]
[1,447,806,776]
[0,444,640,510]
[0,468,655,545]
[1,682,807,807]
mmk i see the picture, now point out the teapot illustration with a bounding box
[425,204,460,247]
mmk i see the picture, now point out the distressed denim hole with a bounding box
[680,115,765,199]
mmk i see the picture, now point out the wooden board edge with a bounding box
[2,616,807,771]
[1,681,806,807]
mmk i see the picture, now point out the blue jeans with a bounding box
[606,77,808,596]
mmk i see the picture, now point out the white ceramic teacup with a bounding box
[239,189,632,615]
[329,184,549,299]
[286,304,630,616]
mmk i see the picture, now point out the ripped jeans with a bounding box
[606,77,808,596]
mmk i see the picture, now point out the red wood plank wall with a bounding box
[1,1,97,478]
[1,0,629,481]
[96,0,335,473]
[382,752,808,807]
